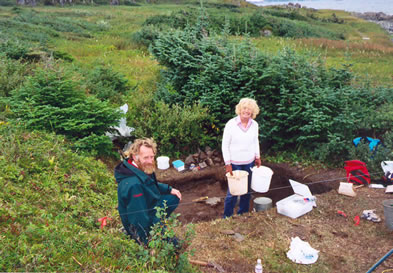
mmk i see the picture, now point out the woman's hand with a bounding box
[255,158,261,168]
[225,165,233,176]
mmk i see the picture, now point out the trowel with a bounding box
[338,182,357,197]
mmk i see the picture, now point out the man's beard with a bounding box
[137,160,156,175]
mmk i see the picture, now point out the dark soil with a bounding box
[156,162,346,224]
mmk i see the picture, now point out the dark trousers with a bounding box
[223,161,254,218]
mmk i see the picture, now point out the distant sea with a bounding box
[247,0,393,15]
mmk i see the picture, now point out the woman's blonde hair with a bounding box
[124,138,157,158]
[235,98,260,119]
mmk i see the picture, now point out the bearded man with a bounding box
[114,138,182,244]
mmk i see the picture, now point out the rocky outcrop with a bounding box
[352,12,393,34]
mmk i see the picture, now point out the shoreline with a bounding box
[251,2,393,35]
[351,12,393,34]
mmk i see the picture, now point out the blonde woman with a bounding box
[222,98,261,218]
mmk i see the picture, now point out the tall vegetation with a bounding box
[5,67,122,155]
[0,125,196,272]
[149,12,393,163]
[134,6,344,49]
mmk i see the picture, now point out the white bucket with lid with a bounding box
[157,156,169,170]
[251,166,273,193]
[226,170,249,196]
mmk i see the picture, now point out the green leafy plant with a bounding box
[6,66,122,155]
[127,92,217,157]
[84,65,131,103]
[135,202,197,273]
[0,39,30,60]
[149,12,392,163]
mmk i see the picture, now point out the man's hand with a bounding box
[225,165,233,176]
[255,158,261,168]
[171,188,182,201]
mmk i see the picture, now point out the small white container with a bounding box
[251,166,273,193]
[157,156,170,170]
[226,170,249,196]
[276,179,316,219]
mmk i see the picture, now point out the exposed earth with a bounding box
[155,162,393,273]
[156,162,343,224]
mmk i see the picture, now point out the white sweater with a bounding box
[221,116,260,165]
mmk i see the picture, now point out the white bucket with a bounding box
[251,166,273,193]
[157,156,169,170]
[226,170,249,196]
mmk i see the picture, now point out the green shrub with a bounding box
[84,65,130,103]
[0,0,14,5]
[0,39,30,60]
[0,57,33,98]
[140,8,344,39]
[131,25,163,48]
[150,17,392,163]
[140,204,197,273]
[51,50,74,62]
[127,92,216,157]
[354,86,393,137]
[6,67,122,155]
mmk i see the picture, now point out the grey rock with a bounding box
[233,233,245,242]
[184,154,196,165]
[205,197,221,206]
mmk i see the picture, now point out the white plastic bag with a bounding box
[106,104,134,140]
[287,237,319,264]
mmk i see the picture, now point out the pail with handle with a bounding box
[226,170,248,196]
[251,166,273,193]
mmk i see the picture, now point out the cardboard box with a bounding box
[276,179,316,219]
[172,160,185,172]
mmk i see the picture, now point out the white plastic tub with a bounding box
[251,166,273,193]
[157,156,169,170]
[226,170,249,196]
[276,180,316,219]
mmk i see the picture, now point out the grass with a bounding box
[4,3,389,89]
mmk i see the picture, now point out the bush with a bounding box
[0,57,33,98]
[127,91,216,157]
[131,25,162,48]
[140,8,344,39]
[139,204,197,273]
[84,65,131,103]
[0,39,30,60]
[6,67,122,156]
[150,16,392,163]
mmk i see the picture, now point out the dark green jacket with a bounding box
[114,159,172,243]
